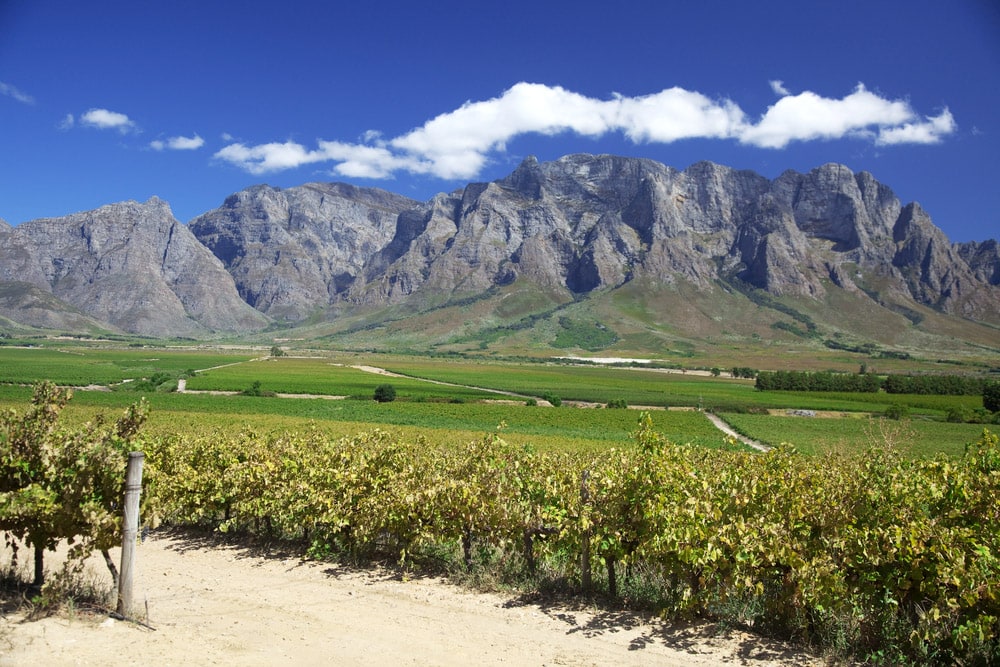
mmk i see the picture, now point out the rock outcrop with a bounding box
[958,239,1000,286]
[189,182,418,320]
[343,155,998,324]
[0,198,267,336]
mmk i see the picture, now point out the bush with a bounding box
[0,383,147,590]
[543,393,561,407]
[985,380,1000,413]
[884,403,909,420]
[606,399,628,409]
[946,407,970,423]
[242,380,275,397]
[373,384,396,403]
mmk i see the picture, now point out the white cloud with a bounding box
[318,141,424,179]
[214,141,329,175]
[213,82,957,180]
[769,80,791,97]
[739,84,914,148]
[80,108,137,133]
[151,134,205,151]
[389,83,617,178]
[0,81,35,105]
[614,87,744,143]
[876,108,956,146]
[58,113,75,130]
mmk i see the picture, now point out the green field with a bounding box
[720,412,991,457]
[0,345,256,386]
[0,383,738,453]
[183,356,501,402]
[377,357,980,416]
[381,358,753,406]
[0,344,994,456]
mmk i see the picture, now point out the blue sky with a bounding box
[1,0,998,242]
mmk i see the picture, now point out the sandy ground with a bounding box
[1,530,824,667]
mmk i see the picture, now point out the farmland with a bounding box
[0,343,992,456]
[0,344,255,386]
[722,411,991,458]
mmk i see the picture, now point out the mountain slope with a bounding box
[189,182,419,321]
[1,154,997,352]
[0,198,268,336]
[341,154,999,326]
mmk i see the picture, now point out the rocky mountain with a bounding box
[0,198,267,336]
[1,154,998,347]
[340,155,999,325]
[958,239,1000,287]
[189,182,418,321]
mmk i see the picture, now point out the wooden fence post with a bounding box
[117,451,144,616]
[580,469,592,593]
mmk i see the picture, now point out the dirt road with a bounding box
[1,530,820,666]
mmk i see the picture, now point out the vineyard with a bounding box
[142,416,998,664]
[5,383,992,664]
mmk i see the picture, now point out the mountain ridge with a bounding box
[1,154,997,356]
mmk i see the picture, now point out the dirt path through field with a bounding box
[703,413,771,452]
[1,530,820,666]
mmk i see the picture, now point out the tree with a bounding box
[373,384,396,403]
[270,345,285,357]
[984,380,1000,413]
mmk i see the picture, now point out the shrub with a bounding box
[543,393,561,407]
[242,380,275,397]
[137,414,1000,664]
[985,380,1000,413]
[0,383,147,590]
[884,403,909,420]
[946,407,970,423]
[373,384,397,403]
[606,399,628,409]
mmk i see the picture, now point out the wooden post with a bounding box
[117,451,144,616]
[580,469,592,593]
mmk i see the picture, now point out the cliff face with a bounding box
[0,198,267,336]
[189,182,419,320]
[343,155,999,324]
[1,154,997,338]
[958,239,1000,286]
